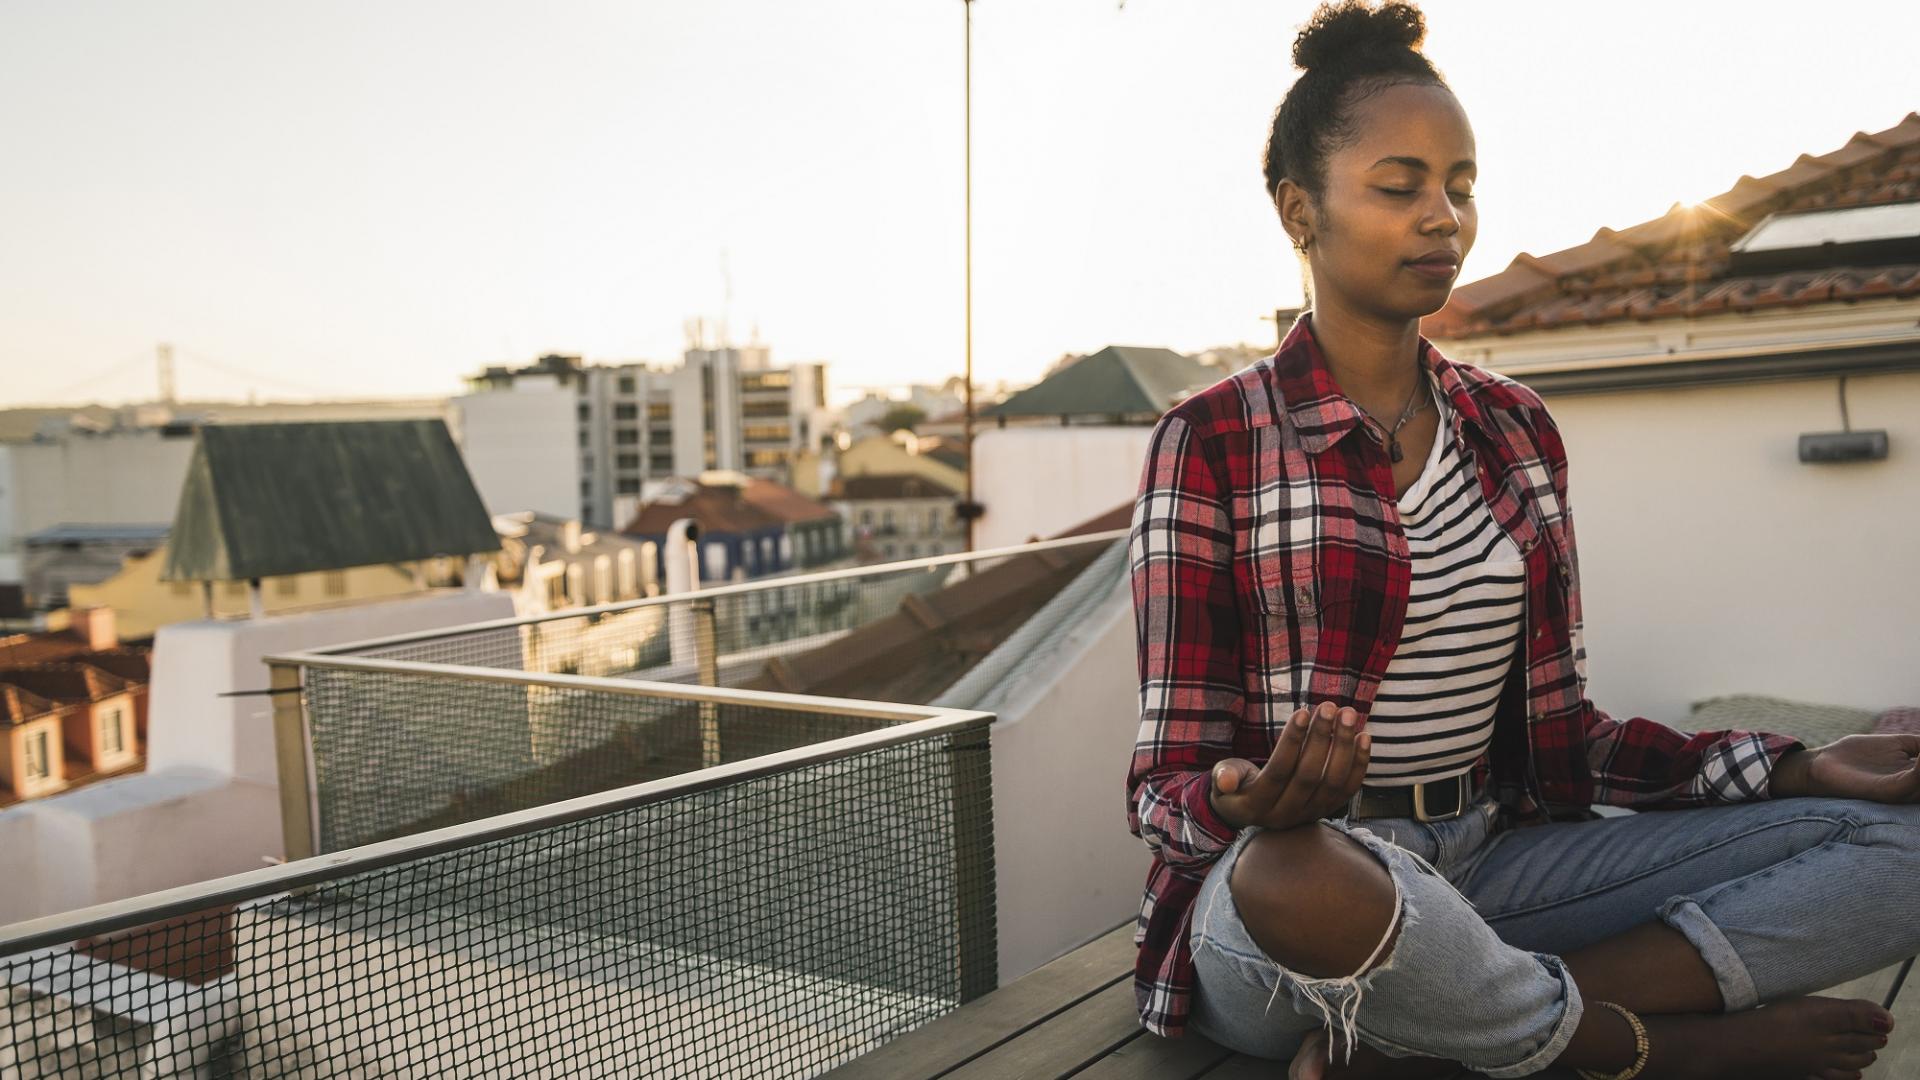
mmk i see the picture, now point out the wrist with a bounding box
[1770,746,1817,799]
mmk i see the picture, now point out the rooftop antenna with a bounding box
[157,343,176,405]
[720,248,733,350]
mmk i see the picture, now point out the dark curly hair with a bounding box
[1262,1,1448,209]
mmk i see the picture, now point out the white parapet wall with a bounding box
[0,590,515,925]
[984,585,1150,983]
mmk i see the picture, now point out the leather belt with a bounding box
[1347,770,1482,823]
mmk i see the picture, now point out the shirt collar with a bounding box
[1268,311,1491,455]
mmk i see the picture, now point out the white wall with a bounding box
[1,430,198,542]
[1540,370,1920,722]
[987,590,1148,982]
[972,426,1152,550]
[0,589,516,924]
[449,382,580,519]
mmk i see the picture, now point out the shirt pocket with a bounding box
[1250,558,1358,703]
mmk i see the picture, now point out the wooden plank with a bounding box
[1072,1030,1234,1080]
[1193,1053,1275,1078]
[823,923,1137,1080]
[941,980,1145,1080]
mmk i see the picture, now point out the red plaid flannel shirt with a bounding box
[1126,314,1805,1037]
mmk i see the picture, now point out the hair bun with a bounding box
[1292,1,1427,73]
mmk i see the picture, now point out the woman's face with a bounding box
[1281,81,1478,324]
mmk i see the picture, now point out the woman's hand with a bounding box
[1772,734,1920,803]
[1208,701,1371,830]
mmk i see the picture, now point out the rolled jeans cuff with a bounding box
[1477,952,1586,1080]
[1658,895,1759,1011]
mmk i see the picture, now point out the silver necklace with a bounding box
[1357,376,1431,463]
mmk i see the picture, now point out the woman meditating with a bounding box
[1125,4,1920,1079]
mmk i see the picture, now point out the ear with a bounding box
[1275,177,1316,250]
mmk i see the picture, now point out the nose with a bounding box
[1421,190,1461,237]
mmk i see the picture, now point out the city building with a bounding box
[453,343,835,530]
[969,344,1224,549]
[0,609,151,806]
[622,472,845,584]
[58,542,433,641]
[829,473,963,562]
[487,511,658,617]
[1423,111,1920,721]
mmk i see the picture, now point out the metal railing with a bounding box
[2,534,1129,1078]
[2,679,996,1080]
[273,530,1125,859]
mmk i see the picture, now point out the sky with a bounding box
[1,1,1916,408]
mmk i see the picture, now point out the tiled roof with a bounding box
[0,684,59,726]
[0,663,136,705]
[833,474,959,501]
[161,420,500,582]
[1425,113,1920,339]
[623,483,785,537]
[983,346,1222,419]
[739,477,840,524]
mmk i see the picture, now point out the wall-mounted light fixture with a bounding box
[1799,376,1890,464]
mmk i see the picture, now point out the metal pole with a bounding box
[962,0,976,553]
[268,661,317,862]
[692,597,722,766]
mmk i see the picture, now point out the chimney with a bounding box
[69,606,118,651]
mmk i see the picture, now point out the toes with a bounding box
[1830,1032,1888,1054]
[1844,997,1894,1034]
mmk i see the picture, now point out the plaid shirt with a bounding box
[1126,314,1805,1037]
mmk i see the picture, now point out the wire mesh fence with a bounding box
[339,534,1127,694]
[2,708,995,1080]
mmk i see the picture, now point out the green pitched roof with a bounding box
[161,420,500,582]
[983,345,1220,419]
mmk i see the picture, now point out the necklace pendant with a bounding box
[1389,438,1404,464]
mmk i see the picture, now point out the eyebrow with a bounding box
[1370,155,1476,173]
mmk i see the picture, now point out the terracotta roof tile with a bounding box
[0,684,59,726]
[0,664,135,704]
[1426,113,1920,340]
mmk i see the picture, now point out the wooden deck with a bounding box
[827,924,1919,1080]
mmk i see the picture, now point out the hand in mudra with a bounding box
[1209,701,1372,831]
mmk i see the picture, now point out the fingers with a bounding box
[1271,702,1342,823]
[1310,707,1367,818]
[1246,707,1312,802]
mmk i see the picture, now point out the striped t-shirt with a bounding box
[1364,380,1525,786]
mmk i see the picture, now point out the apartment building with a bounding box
[455,346,834,529]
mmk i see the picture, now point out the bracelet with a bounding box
[1575,1000,1650,1080]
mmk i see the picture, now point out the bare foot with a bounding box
[1642,996,1891,1080]
[1285,996,1891,1080]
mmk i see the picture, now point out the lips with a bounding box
[1404,252,1460,280]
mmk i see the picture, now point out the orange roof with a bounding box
[0,684,59,726]
[1425,113,1920,339]
[740,476,839,524]
[0,663,135,705]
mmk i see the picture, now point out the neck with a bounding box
[1307,304,1425,417]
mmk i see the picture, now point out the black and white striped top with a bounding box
[1364,381,1525,786]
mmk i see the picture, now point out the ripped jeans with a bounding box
[1189,791,1920,1078]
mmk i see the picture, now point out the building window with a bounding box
[22,729,50,781]
[617,453,640,470]
[649,455,673,473]
[274,577,299,597]
[577,403,591,420]
[97,706,125,756]
[579,428,590,447]
[617,477,641,494]
[882,508,895,528]
[615,429,639,445]
[618,375,636,394]
[324,571,347,597]
[928,508,942,532]
[648,402,671,420]
[860,509,873,526]
[614,403,638,421]
[906,543,919,558]
[649,429,672,445]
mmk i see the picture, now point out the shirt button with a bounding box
[1534,627,1545,639]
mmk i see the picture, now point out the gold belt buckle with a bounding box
[1413,776,1467,823]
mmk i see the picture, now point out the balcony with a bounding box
[1,531,1131,1078]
